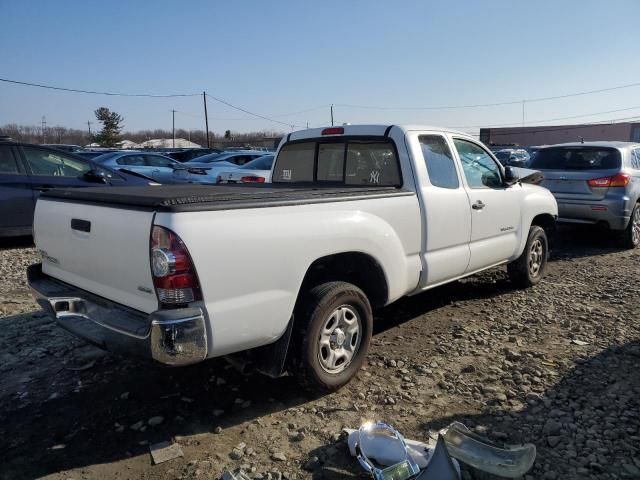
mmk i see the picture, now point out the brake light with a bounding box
[587,173,630,188]
[322,127,344,135]
[240,176,265,183]
[150,226,202,307]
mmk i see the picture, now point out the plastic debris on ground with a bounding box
[416,435,459,479]
[221,470,252,480]
[149,440,184,465]
[442,422,536,477]
[346,420,536,478]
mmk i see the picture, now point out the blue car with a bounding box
[0,138,154,237]
[93,151,183,184]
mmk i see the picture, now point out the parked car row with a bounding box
[0,138,156,237]
[2,135,640,250]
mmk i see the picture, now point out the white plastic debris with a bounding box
[149,441,184,465]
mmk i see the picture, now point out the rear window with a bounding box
[273,138,401,186]
[529,147,621,170]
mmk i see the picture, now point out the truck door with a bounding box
[408,133,472,287]
[451,137,522,272]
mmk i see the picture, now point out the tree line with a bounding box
[0,107,284,148]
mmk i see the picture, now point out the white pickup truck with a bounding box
[28,125,557,392]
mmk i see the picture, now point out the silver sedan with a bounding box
[93,151,182,183]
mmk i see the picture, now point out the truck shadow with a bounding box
[418,341,640,479]
[305,341,640,479]
[0,235,34,251]
[552,224,626,260]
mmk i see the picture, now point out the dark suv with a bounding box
[0,138,152,237]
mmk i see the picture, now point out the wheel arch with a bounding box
[297,252,389,310]
[531,213,557,250]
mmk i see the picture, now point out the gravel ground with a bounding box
[0,228,638,480]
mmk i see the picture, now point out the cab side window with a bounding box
[419,135,458,189]
[453,139,502,188]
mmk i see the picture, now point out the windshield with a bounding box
[529,146,621,170]
[241,155,274,170]
[495,151,511,161]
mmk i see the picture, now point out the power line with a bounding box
[450,105,640,129]
[335,81,640,111]
[205,93,303,128]
[0,77,200,97]
[0,76,306,128]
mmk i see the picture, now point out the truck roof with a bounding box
[286,124,472,143]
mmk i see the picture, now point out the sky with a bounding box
[1,0,640,137]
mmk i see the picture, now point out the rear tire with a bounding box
[507,225,548,288]
[290,281,372,393]
[621,203,640,249]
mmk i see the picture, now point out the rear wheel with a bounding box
[507,225,548,288]
[622,203,640,249]
[291,281,372,393]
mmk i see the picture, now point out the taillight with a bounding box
[150,226,202,307]
[240,176,265,183]
[587,173,630,188]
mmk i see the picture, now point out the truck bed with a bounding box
[40,184,413,212]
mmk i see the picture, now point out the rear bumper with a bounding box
[27,264,208,366]
[556,197,630,230]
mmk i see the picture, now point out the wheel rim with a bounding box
[632,207,640,246]
[528,238,545,277]
[317,305,362,374]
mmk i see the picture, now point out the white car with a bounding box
[174,151,268,184]
[28,124,557,392]
[217,154,274,184]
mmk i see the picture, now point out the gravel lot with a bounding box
[1,228,638,480]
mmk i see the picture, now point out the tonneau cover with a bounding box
[40,184,412,212]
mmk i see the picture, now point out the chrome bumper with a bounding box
[27,264,208,366]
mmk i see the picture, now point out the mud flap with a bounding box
[227,316,295,378]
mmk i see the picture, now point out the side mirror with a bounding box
[84,169,107,184]
[503,166,519,186]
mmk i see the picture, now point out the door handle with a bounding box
[472,200,485,210]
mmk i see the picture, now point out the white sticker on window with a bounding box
[369,170,380,184]
[282,169,292,180]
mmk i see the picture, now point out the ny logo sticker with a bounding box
[369,170,380,184]
[282,169,292,180]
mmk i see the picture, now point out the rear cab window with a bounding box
[273,137,401,186]
[530,147,622,170]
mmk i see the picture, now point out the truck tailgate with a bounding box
[34,199,158,313]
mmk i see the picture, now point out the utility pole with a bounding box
[41,116,47,143]
[203,91,210,148]
[171,109,176,148]
[330,105,334,126]
[521,100,525,127]
[87,120,92,141]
